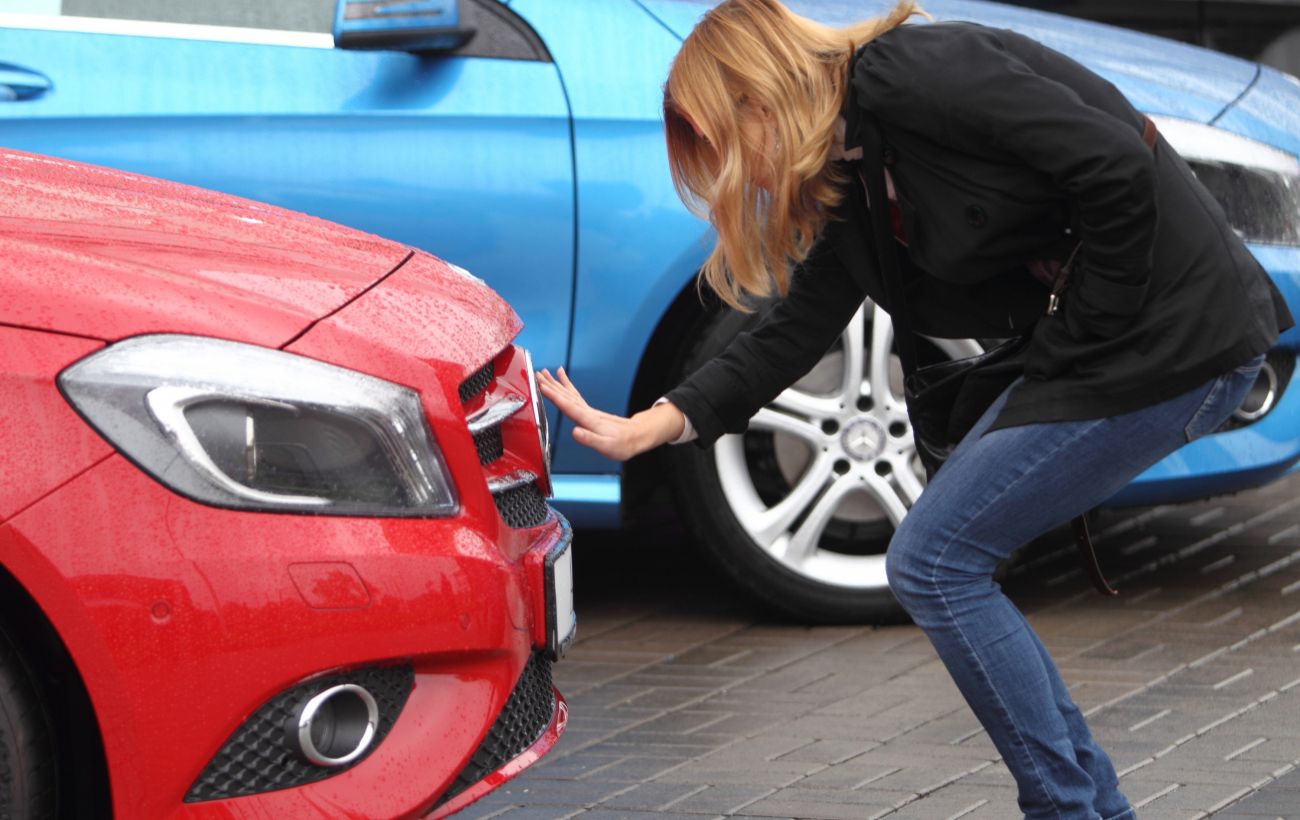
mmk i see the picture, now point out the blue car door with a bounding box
[0,0,574,370]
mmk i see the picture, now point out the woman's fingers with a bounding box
[538,369,619,423]
[537,368,623,434]
[537,368,580,402]
[542,384,604,428]
[536,366,643,461]
[538,370,584,407]
[542,369,588,408]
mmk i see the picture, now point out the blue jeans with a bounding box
[886,355,1266,819]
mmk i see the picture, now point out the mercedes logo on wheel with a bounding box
[841,417,887,461]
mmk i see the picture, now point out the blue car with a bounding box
[3,0,1298,622]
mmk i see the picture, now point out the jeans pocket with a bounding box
[1183,355,1265,443]
[1183,374,1231,443]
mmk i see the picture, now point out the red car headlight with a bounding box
[59,334,457,517]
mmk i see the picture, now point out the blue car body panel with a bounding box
[513,0,709,478]
[636,0,1260,122]
[1,0,1298,524]
[0,17,576,393]
[1215,66,1300,157]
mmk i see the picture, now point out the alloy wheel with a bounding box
[713,301,980,590]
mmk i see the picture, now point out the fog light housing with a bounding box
[185,665,413,802]
[291,684,379,768]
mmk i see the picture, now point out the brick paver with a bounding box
[461,473,1300,819]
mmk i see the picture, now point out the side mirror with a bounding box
[334,0,475,53]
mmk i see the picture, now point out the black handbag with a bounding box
[898,335,1028,479]
[855,115,1118,597]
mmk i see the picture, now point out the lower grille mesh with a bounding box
[186,666,414,802]
[459,360,495,404]
[473,427,504,465]
[435,653,555,808]
[494,482,549,528]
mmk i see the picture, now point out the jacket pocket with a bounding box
[886,147,1068,284]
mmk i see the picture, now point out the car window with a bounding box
[0,0,334,33]
[0,0,548,59]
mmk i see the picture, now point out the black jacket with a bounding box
[668,22,1293,447]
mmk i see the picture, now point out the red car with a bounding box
[0,149,573,819]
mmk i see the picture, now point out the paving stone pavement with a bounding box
[462,473,1300,819]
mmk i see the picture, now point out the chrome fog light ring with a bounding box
[294,683,380,768]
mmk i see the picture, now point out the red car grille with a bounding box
[472,425,504,465]
[491,481,549,529]
[459,349,551,529]
[458,360,495,404]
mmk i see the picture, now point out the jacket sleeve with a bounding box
[665,239,867,449]
[853,24,1157,338]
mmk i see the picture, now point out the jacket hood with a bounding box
[0,149,411,346]
[637,0,1258,123]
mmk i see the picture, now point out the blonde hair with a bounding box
[664,0,924,310]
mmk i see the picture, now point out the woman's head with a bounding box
[664,0,923,309]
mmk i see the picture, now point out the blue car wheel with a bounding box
[665,298,981,623]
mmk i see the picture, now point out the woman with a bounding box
[538,1,1293,817]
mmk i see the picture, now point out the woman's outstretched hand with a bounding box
[536,367,686,462]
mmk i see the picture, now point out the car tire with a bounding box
[665,299,980,624]
[0,627,56,820]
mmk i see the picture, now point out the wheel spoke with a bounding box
[780,476,860,566]
[895,457,926,505]
[771,386,842,419]
[749,454,833,548]
[868,304,895,407]
[863,471,911,527]
[749,407,826,447]
[839,304,867,406]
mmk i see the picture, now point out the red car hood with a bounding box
[0,149,411,346]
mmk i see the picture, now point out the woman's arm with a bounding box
[665,237,868,448]
[539,235,867,459]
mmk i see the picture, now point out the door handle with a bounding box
[0,64,52,101]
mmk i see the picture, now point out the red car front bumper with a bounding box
[3,449,571,818]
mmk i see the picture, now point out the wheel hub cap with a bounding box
[841,417,886,461]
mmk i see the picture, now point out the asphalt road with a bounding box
[461,472,1300,819]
